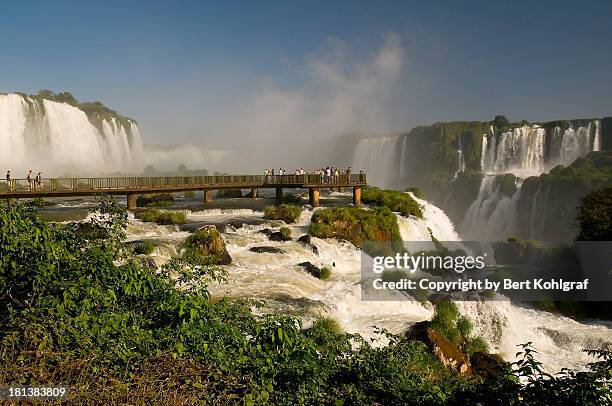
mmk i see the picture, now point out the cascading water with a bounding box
[352,135,400,188]
[0,93,143,175]
[112,193,612,372]
[461,121,601,240]
[481,126,546,177]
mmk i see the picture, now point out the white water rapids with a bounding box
[113,193,612,373]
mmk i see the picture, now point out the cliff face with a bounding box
[350,116,610,241]
[0,91,144,175]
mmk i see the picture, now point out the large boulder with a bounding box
[298,234,319,255]
[249,246,285,254]
[269,231,291,242]
[471,352,510,379]
[185,225,232,265]
[405,321,473,377]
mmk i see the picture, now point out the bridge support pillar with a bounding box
[275,187,283,205]
[203,190,213,203]
[250,188,258,199]
[353,186,362,207]
[309,187,320,207]
[127,193,137,211]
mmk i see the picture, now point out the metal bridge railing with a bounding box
[0,174,366,193]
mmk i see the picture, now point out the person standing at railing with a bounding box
[26,170,33,191]
[35,172,43,191]
[6,170,11,192]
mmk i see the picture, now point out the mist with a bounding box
[137,35,406,174]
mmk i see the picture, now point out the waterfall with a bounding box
[481,126,546,176]
[467,121,601,240]
[352,135,400,188]
[460,176,521,240]
[593,120,601,152]
[453,138,466,180]
[0,93,143,175]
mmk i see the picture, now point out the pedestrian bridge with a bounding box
[1,174,367,209]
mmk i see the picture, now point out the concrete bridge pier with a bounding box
[203,190,213,203]
[250,188,258,199]
[127,193,137,210]
[275,187,283,204]
[353,186,362,206]
[309,187,320,207]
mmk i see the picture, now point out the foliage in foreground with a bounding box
[135,208,187,225]
[0,199,610,404]
[362,186,424,218]
[264,204,302,224]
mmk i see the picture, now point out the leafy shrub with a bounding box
[136,208,186,225]
[309,206,401,247]
[279,226,291,239]
[319,266,332,280]
[576,186,612,241]
[431,301,489,356]
[136,193,174,207]
[362,187,424,218]
[133,240,155,255]
[263,204,302,223]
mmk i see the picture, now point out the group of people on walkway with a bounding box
[5,169,43,192]
[263,166,364,184]
[313,166,354,184]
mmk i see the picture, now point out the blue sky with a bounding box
[1,0,611,147]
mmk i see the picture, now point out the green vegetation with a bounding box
[0,199,610,403]
[184,190,196,198]
[183,226,232,265]
[430,301,489,356]
[309,206,401,247]
[136,193,174,207]
[319,266,332,280]
[362,187,424,218]
[263,204,302,223]
[133,240,155,255]
[217,189,243,198]
[406,186,425,199]
[576,186,612,241]
[515,151,612,240]
[28,90,135,131]
[135,208,187,225]
[495,174,518,197]
[279,226,292,240]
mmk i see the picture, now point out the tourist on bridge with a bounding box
[346,166,352,176]
[36,172,43,191]
[26,170,33,192]
[6,170,11,192]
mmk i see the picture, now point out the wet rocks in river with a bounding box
[298,234,318,255]
[249,246,286,254]
[269,231,291,242]
[259,228,273,236]
[405,321,473,377]
[297,262,325,278]
[185,225,232,265]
